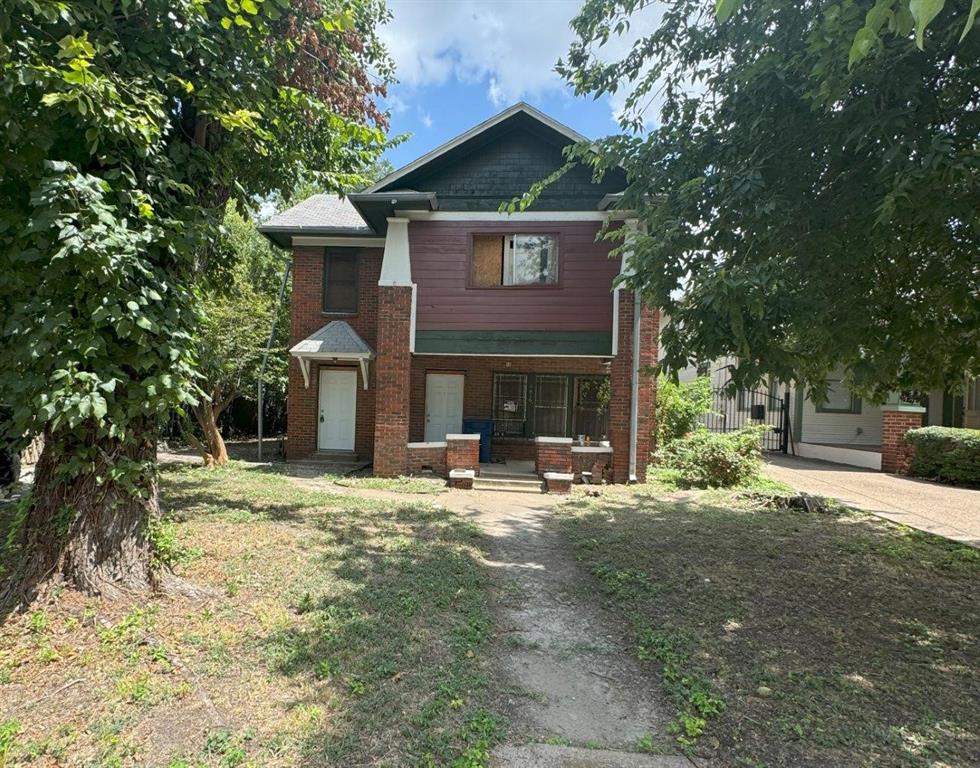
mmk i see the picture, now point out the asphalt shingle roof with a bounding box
[290,321,374,357]
[263,195,371,232]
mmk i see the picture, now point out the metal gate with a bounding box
[704,388,791,453]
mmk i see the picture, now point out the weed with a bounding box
[149,518,201,571]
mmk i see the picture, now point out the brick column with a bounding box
[534,437,573,475]
[609,290,659,483]
[447,434,480,473]
[373,286,413,476]
[881,405,925,474]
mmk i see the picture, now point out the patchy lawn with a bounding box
[0,462,497,766]
[557,486,980,768]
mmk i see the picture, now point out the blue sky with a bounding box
[377,0,663,169]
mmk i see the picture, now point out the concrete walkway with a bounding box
[764,455,980,547]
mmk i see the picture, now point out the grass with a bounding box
[0,462,497,766]
[319,473,447,495]
[556,485,980,767]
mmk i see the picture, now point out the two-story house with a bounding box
[260,103,658,485]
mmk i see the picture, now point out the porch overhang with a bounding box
[290,321,375,390]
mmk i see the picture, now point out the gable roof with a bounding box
[366,102,589,194]
[289,320,374,358]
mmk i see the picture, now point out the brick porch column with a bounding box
[373,218,415,477]
[609,289,659,483]
[881,401,925,474]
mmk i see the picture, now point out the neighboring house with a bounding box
[259,103,658,483]
[679,357,980,471]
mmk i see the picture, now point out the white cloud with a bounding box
[420,111,433,128]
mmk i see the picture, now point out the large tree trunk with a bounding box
[4,427,157,606]
[191,400,229,467]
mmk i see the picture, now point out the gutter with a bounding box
[628,287,641,483]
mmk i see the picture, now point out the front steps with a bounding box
[473,464,544,493]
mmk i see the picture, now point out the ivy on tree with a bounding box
[0,0,392,601]
[552,0,979,403]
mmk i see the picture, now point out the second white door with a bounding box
[425,373,464,442]
[318,369,357,451]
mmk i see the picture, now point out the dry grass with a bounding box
[557,487,980,768]
[0,462,498,767]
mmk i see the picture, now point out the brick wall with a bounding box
[373,285,413,476]
[408,355,609,443]
[609,291,659,483]
[534,438,573,475]
[286,246,381,460]
[571,448,613,483]
[447,435,480,473]
[406,443,447,476]
[881,409,924,474]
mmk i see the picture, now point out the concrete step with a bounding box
[472,475,544,493]
[492,744,695,768]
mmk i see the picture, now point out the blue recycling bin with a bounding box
[462,418,493,463]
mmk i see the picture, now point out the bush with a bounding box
[657,376,713,448]
[656,425,768,488]
[904,427,980,486]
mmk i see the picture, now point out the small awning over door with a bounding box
[290,321,374,390]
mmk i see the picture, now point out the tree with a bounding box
[555,0,979,402]
[184,203,288,467]
[0,0,391,601]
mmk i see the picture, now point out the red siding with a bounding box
[409,221,621,332]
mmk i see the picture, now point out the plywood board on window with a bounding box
[471,234,503,287]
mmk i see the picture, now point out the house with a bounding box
[259,103,658,487]
[679,356,980,471]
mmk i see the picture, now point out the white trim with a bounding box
[543,471,574,481]
[379,218,412,286]
[291,351,373,390]
[397,210,610,222]
[410,283,417,353]
[365,102,588,194]
[293,236,385,247]
[449,468,476,479]
[535,436,573,445]
[571,446,613,454]
[446,433,480,441]
[611,288,621,357]
[408,441,448,449]
[412,352,613,359]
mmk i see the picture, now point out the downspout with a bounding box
[628,287,641,483]
[257,258,292,462]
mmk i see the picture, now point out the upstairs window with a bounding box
[322,252,358,314]
[471,234,558,287]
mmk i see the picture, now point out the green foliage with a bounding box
[0,0,392,489]
[557,0,979,402]
[148,518,201,571]
[904,426,980,485]
[656,377,713,448]
[657,425,768,488]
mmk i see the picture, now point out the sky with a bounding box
[377,0,664,169]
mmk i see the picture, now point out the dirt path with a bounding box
[441,489,695,768]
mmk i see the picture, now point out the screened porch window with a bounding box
[491,372,609,439]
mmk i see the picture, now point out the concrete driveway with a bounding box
[763,454,980,548]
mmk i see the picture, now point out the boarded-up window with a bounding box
[472,235,504,287]
[471,234,558,286]
[322,252,358,313]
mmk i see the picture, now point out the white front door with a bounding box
[318,369,357,451]
[425,373,464,442]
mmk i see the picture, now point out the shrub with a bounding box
[657,425,768,488]
[657,376,712,448]
[904,427,980,486]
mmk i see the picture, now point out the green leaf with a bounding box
[715,0,743,24]
[909,0,945,49]
[220,16,233,29]
[91,394,107,420]
[241,0,259,14]
[961,0,980,42]
[849,27,879,68]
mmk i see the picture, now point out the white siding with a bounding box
[797,393,882,446]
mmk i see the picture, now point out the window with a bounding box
[816,379,861,414]
[491,373,609,439]
[471,234,558,287]
[322,252,358,313]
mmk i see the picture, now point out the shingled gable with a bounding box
[258,102,629,245]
